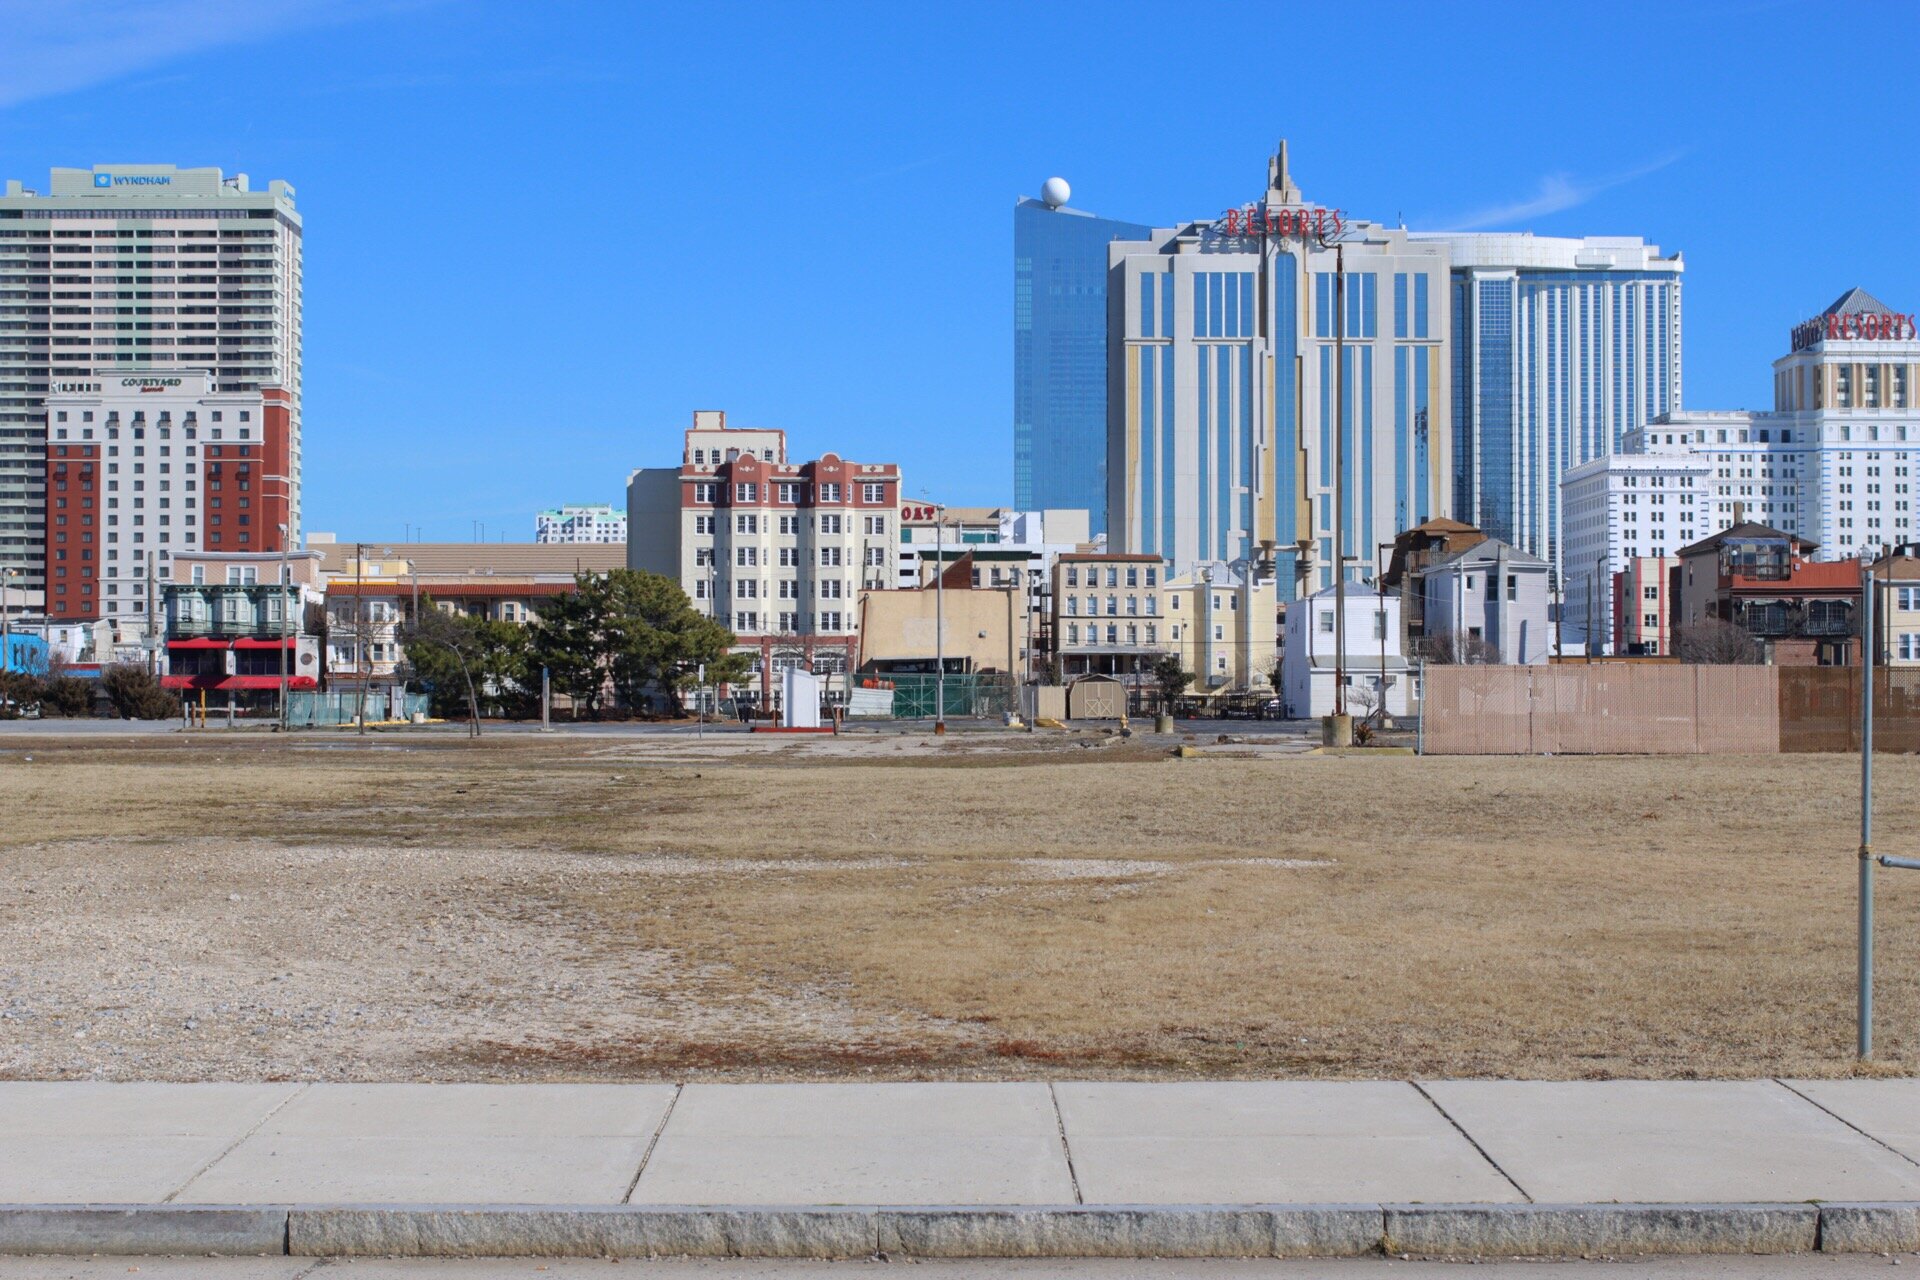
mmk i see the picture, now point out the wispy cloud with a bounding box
[793,154,946,201]
[314,62,624,96]
[0,0,426,109]
[1437,152,1687,231]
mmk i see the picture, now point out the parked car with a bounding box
[1257,697,1284,720]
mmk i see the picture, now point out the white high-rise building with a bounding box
[535,504,626,544]
[1629,288,1918,557]
[1560,451,1714,650]
[0,165,303,598]
[1418,232,1684,575]
[1560,287,1920,651]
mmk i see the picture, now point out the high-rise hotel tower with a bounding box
[0,166,302,603]
[1106,145,1452,597]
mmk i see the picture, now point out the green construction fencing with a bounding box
[879,673,1016,720]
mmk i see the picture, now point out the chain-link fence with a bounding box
[879,673,1017,720]
[1779,668,1920,752]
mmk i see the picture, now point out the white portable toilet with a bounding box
[782,668,822,728]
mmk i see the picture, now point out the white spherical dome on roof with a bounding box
[1041,176,1070,208]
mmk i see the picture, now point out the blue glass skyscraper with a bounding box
[1014,188,1150,533]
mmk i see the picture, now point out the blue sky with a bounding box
[4,0,1915,542]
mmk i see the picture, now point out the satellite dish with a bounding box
[1041,177,1070,209]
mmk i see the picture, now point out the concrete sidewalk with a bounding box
[6,1079,1920,1258]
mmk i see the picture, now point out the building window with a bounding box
[861,483,886,502]
[736,513,757,534]
[818,482,841,502]
[1319,610,1334,633]
[694,482,716,503]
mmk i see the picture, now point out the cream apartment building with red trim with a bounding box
[627,410,902,671]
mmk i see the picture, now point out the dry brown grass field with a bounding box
[3,730,1918,1082]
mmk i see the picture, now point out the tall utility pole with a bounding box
[1332,243,1347,719]
[1594,555,1606,662]
[0,565,12,673]
[263,475,294,729]
[353,542,368,734]
[278,523,290,729]
[934,508,946,734]
[1377,542,1392,721]
[145,551,158,677]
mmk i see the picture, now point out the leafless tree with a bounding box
[1420,631,1502,665]
[1674,618,1762,665]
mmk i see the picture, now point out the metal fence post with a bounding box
[1860,558,1876,1060]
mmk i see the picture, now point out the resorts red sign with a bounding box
[1207,205,1345,242]
[1793,310,1917,350]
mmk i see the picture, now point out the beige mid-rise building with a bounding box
[627,410,901,671]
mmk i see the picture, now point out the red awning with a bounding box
[161,675,318,691]
[233,637,295,649]
[167,638,228,649]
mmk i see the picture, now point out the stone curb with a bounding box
[0,1207,287,1256]
[0,1203,1913,1258]
[1384,1203,1820,1258]
[1818,1203,1920,1253]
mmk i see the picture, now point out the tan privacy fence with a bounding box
[1422,665,1782,755]
[1778,668,1920,753]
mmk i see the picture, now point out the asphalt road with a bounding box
[0,1255,1909,1278]
[0,717,1331,739]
